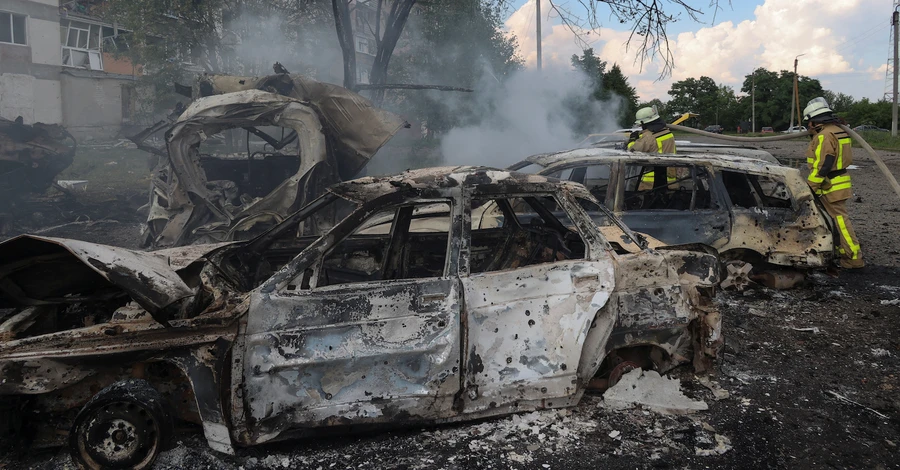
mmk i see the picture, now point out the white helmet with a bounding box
[803,97,833,121]
[634,105,660,127]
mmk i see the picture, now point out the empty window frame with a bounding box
[720,171,792,209]
[623,164,714,211]
[558,164,611,203]
[469,196,585,273]
[355,37,375,55]
[317,202,452,287]
[0,12,26,45]
[61,20,113,70]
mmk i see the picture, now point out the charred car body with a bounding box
[134,73,406,248]
[0,168,719,468]
[0,117,77,229]
[510,149,835,271]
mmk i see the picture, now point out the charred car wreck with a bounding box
[511,149,836,288]
[0,168,720,468]
[133,73,406,248]
[0,116,77,230]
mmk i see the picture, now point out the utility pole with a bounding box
[790,54,805,130]
[536,0,542,71]
[752,72,756,133]
[893,9,898,136]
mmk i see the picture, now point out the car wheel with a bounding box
[70,379,173,470]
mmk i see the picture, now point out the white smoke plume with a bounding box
[439,66,622,168]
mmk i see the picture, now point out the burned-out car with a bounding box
[0,167,720,468]
[136,73,406,248]
[0,116,77,228]
[510,149,835,274]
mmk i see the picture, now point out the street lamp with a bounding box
[790,53,806,129]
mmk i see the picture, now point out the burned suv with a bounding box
[510,148,835,273]
[0,167,719,468]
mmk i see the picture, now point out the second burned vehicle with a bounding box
[0,168,720,469]
[510,149,836,284]
[133,73,407,248]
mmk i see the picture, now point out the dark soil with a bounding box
[1,138,899,469]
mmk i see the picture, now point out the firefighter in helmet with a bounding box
[628,106,676,189]
[803,97,864,269]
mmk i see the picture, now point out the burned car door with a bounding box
[243,199,462,440]
[460,192,615,413]
[615,161,731,247]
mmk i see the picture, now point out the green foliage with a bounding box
[852,130,900,150]
[570,49,639,128]
[841,99,892,128]
[739,68,824,130]
[665,76,743,129]
[387,0,523,132]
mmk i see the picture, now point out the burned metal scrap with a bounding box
[136,72,406,248]
[0,117,77,228]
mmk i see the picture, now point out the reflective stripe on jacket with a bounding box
[629,129,676,184]
[805,123,853,202]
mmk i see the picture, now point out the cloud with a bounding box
[505,0,888,101]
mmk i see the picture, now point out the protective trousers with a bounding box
[820,197,864,268]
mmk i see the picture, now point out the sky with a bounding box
[503,0,894,103]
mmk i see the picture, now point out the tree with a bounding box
[602,64,639,128]
[843,99,892,128]
[740,68,823,130]
[386,0,523,133]
[667,76,718,119]
[821,90,855,114]
[548,0,730,77]
[104,0,332,112]
[571,49,639,128]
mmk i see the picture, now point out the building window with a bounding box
[355,37,375,56]
[61,20,115,70]
[0,12,27,45]
[357,69,370,84]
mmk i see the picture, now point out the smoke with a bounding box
[439,66,623,168]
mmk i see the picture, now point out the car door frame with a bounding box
[611,159,732,247]
[237,191,466,445]
[456,186,617,417]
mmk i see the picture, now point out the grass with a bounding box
[852,131,900,151]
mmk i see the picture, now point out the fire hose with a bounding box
[668,123,900,201]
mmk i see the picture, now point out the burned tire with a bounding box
[69,379,173,470]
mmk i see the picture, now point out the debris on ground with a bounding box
[602,369,709,414]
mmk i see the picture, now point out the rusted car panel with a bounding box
[511,148,834,269]
[143,73,406,248]
[0,167,721,463]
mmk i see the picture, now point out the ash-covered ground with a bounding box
[2,137,899,469]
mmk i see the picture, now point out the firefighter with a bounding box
[628,106,676,189]
[803,97,864,269]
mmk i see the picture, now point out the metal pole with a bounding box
[791,54,805,130]
[893,10,898,136]
[536,0,542,71]
[790,59,797,130]
[752,72,756,133]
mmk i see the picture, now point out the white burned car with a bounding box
[510,148,835,271]
[0,167,720,468]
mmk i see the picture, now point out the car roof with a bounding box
[521,148,793,175]
[328,166,592,203]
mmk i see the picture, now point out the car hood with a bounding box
[0,236,228,326]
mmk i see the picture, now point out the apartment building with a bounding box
[0,0,139,139]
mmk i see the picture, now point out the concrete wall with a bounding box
[60,72,134,139]
[28,17,60,66]
[0,73,61,124]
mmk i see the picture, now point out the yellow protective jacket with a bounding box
[629,129,676,186]
[805,123,853,202]
[628,129,676,154]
